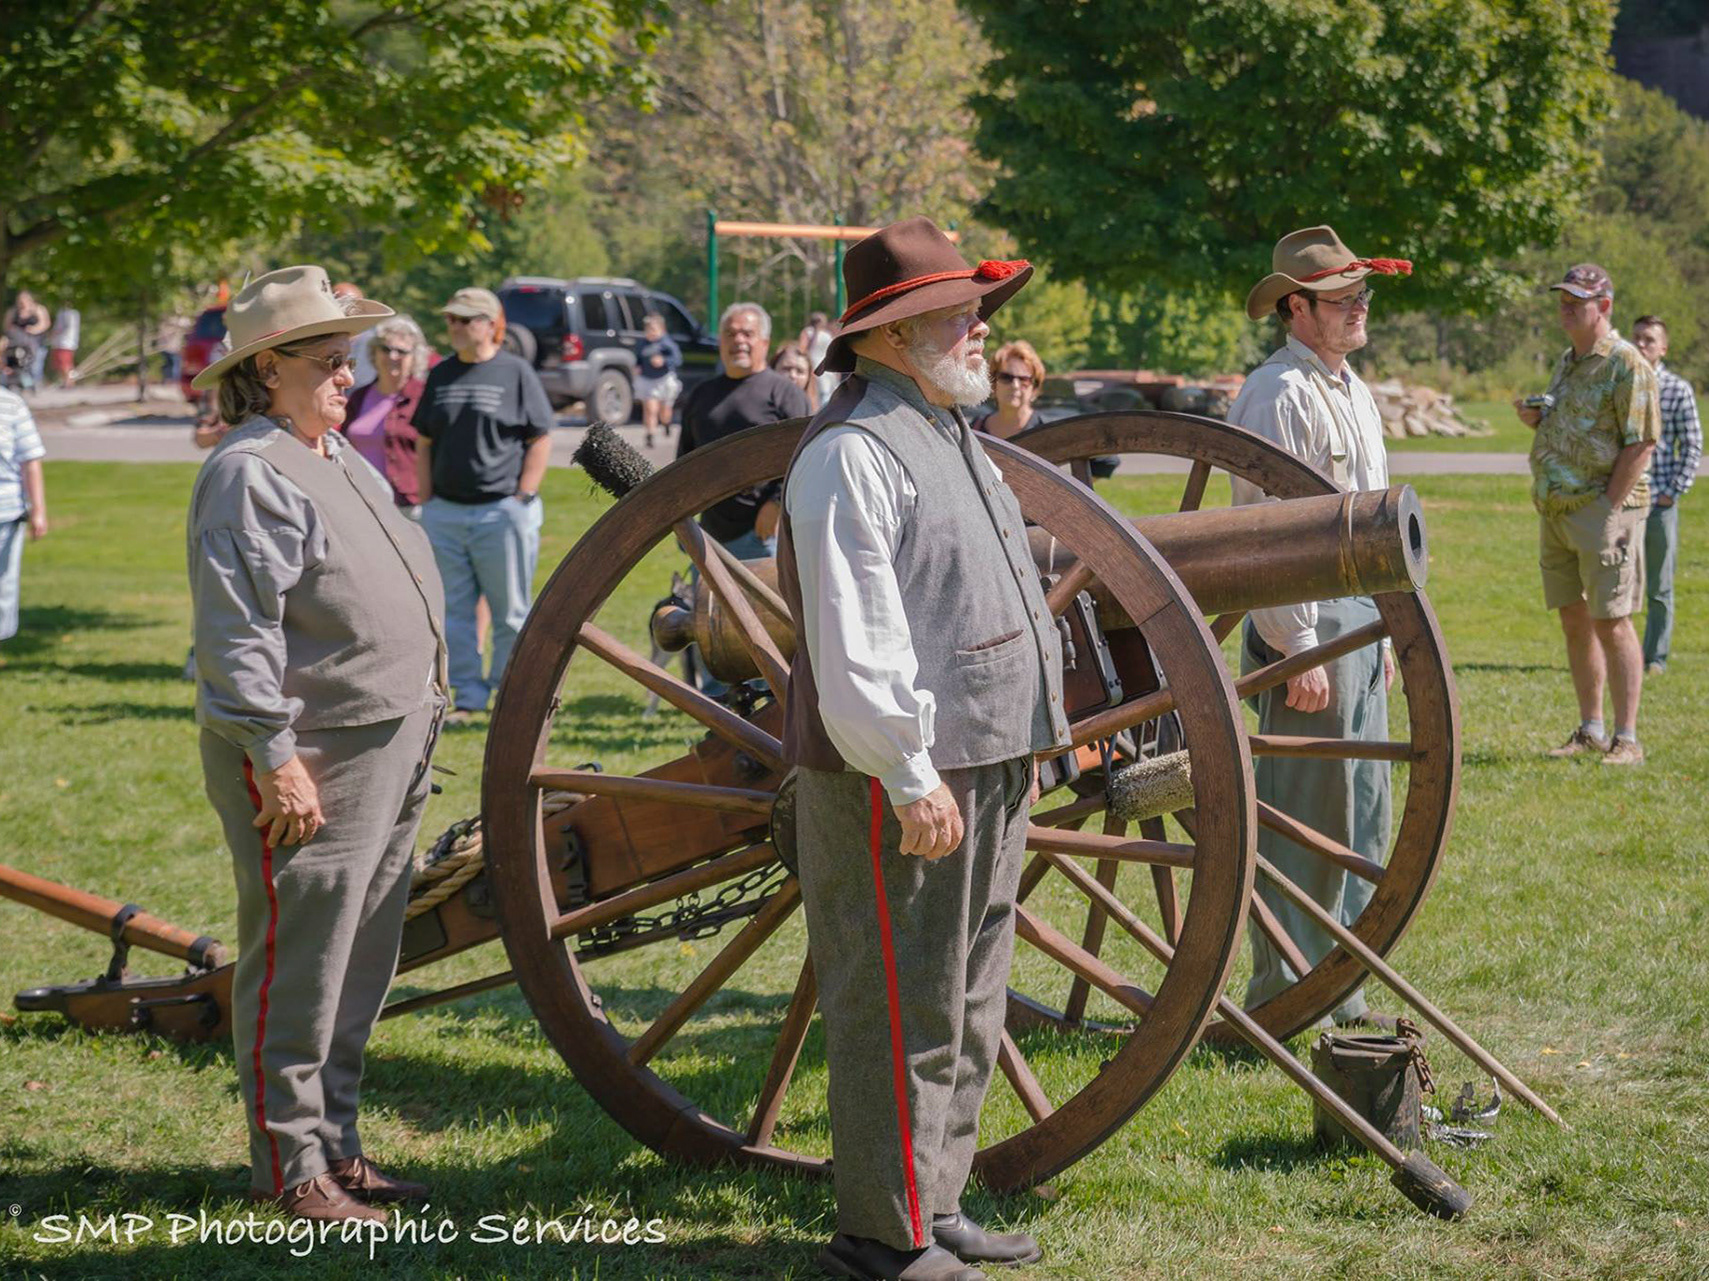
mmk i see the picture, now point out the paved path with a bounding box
[22,386,1705,479]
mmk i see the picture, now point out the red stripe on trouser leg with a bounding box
[868,775,925,1248]
[242,760,286,1196]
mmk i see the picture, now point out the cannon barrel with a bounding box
[651,485,1427,680]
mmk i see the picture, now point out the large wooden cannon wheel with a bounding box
[1014,411,1460,1044]
[481,420,1260,1192]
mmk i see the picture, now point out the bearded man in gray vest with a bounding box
[776,218,1068,1281]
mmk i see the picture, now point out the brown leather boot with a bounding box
[328,1154,431,1205]
[251,1172,388,1223]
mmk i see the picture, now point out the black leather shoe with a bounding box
[818,1233,988,1280]
[931,1213,1041,1267]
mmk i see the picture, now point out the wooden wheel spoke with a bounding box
[1026,823,1195,870]
[627,877,802,1067]
[1044,559,1096,617]
[1209,611,1246,643]
[531,767,775,816]
[706,537,791,625]
[1036,850,1173,972]
[1068,686,1176,750]
[1233,618,1388,701]
[550,842,778,941]
[1255,801,1384,883]
[1249,734,1413,762]
[675,518,791,700]
[1032,792,1104,828]
[1248,887,1311,982]
[997,1029,1053,1123]
[1178,459,1212,512]
[576,622,784,770]
[1142,817,1183,946]
[1014,904,1153,1020]
[1064,813,1126,1024]
[746,955,818,1147]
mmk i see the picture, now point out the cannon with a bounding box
[5,410,1559,1219]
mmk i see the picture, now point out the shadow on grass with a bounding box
[2,604,150,659]
[57,701,195,725]
[1453,661,1559,675]
[1212,1130,1332,1173]
[7,659,187,682]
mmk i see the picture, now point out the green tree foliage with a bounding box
[964,0,1616,312]
[0,0,658,301]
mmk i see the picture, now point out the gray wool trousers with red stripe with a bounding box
[200,701,438,1195]
[795,756,1032,1251]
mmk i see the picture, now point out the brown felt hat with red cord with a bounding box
[817,217,1033,375]
[1244,225,1413,321]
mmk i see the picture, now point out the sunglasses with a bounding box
[285,350,358,377]
[378,344,414,358]
[994,372,1037,386]
[1312,287,1374,312]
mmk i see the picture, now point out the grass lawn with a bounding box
[1383,399,1536,454]
[3,460,1707,1278]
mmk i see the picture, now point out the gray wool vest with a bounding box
[777,364,1069,774]
[191,421,447,732]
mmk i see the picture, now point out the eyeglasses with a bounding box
[1312,287,1373,312]
[378,344,414,358]
[994,372,1037,386]
[445,313,488,327]
[285,350,357,377]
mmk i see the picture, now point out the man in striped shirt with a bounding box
[1632,316,1702,674]
[0,387,48,643]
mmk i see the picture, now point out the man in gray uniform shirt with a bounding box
[776,219,1068,1281]
[188,266,447,1223]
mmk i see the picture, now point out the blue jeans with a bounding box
[422,495,543,711]
[1643,502,1678,669]
[691,526,776,697]
[0,516,24,640]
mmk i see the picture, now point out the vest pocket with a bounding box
[956,629,1023,659]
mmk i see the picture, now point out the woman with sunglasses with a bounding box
[972,338,1047,439]
[187,266,447,1224]
[341,314,433,516]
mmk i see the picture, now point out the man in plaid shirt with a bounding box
[1632,316,1702,674]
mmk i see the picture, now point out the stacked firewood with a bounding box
[1367,379,1492,439]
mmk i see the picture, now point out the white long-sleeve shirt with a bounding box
[787,419,990,806]
[1227,335,1390,656]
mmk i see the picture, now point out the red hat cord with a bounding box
[838,259,1031,325]
[1297,257,1413,283]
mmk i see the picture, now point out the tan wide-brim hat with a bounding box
[818,217,1033,375]
[192,265,393,390]
[1243,226,1413,321]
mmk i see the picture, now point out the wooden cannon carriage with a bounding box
[3,411,1560,1218]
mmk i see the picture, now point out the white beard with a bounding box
[907,330,991,407]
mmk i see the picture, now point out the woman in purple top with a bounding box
[341,316,431,512]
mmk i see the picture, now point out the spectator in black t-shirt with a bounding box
[412,286,555,718]
[677,302,810,560]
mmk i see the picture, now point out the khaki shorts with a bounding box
[1539,496,1645,618]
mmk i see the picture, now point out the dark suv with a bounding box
[496,276,719,422]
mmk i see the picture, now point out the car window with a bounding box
[615,290,648,332]
[191,309,227,341]
[501,288,565,333]
[580,292,612,332]
[650,297,699,341]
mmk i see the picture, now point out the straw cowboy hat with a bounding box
[818,217,1033,375]
[1244,226,1413,321]
[192,265,392,390]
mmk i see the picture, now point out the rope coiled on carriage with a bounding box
[405,791,580,920]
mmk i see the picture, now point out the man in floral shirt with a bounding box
[1516,264,1661,765]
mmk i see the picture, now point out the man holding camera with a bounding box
[1517,264,1661,765]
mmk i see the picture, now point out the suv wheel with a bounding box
[591,368,635,424]
[501,325,537,362]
